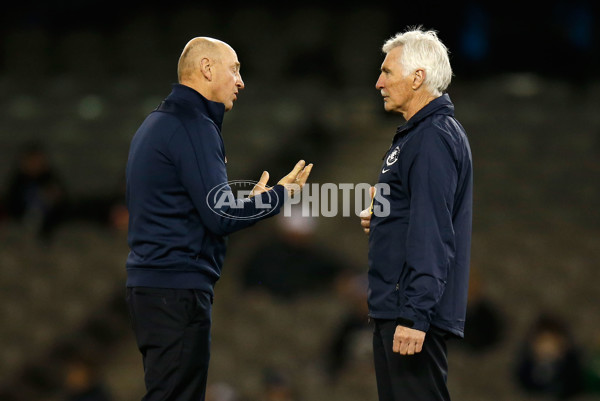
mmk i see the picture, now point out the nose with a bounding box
[237,74,245,90]
[375,75,384,90]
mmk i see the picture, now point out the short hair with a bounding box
[382,27,452,96]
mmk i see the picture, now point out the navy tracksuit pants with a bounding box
[126,287,212,401]
[372,319,452,401]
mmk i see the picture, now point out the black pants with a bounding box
[372,319,451,401]
[126,287,212,401]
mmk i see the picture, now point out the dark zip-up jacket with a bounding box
[125,84,286,295]
[368,94,472,337]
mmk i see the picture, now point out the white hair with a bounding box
[382,27,452,96]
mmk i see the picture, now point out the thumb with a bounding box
[368,186,377,215]
[258,171,270,189]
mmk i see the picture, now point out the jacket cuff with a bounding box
[396,315,430,332]
[254,184,286,217]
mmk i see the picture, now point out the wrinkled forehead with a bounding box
[381,46,404,72]
[384,46,403,63]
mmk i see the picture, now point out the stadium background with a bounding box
[1,2,599,400]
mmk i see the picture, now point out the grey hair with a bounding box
[382,27,452,96]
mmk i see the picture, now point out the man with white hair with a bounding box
[360,27,473,400]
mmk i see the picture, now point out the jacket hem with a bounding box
[368,312,464,338]
[126,267,217,295]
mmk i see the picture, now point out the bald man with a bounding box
[177,37,241,111]
[125,37,312,401]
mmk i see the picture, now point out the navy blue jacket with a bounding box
[368,94,472,337]
[125,84,286,295]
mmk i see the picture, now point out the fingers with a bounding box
[392,336,408,354]
[277,160,309,187]
[394,337,418,355]
[296,163,313,187]
[250,171,270,197]
[360,214,371,234]
[278,161,313,197]
[288,160,306,180]
[258,171,269,188]
[393,326,426,356]
[359,208,371,235]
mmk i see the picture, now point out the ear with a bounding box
[412,69,425,90]
[200,57,212,81]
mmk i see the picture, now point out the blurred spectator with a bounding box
[325,272,371,381]
[2,142,128,236]
[3,141,68,240]
[62,354,112,401]
[69,176,128,231]
[515,313,585,399]
[459,269,505,352]
[240,208,345,300]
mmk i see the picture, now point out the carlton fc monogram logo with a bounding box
[386,146,400,166]
[381,145,401,174]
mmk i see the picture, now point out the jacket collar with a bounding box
[167,84,226,130]
[396,93,454,136]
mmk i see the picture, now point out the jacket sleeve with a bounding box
[399,130,457,332]
[169,120,285,236]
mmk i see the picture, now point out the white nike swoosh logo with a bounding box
[381,168,390,173]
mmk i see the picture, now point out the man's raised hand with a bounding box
[278,160,313,197]
[250,161,313,198]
